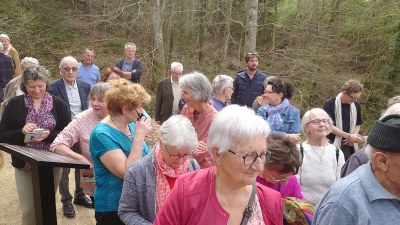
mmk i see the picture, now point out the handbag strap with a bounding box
[240,184,256,225]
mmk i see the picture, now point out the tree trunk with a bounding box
[151,0,166,88]
[85,0,92,14]
[198,0,206,64]
[221,0,233,68]
[244,0,259,53]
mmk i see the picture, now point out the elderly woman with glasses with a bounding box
[0,66,70,224]
[89,79,151,225]
[296,108,345,205]
[118,115,200,224]
[257,133,304,199]
[153,105,283,225]
[180,71,218,168]
[257,78,301,143]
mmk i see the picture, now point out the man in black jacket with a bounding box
[155,62,183,125]
[231,52,267,108]
[115,42,143,83]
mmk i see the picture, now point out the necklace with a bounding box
[308,142,326,161]
[110,117,133,142]
[216,184,249,215]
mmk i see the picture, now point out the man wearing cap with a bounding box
[313,114,400,225]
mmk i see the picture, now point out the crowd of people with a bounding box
[0,34,399,225]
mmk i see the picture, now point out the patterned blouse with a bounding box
[24,92,56,171]
[50,109,101,196]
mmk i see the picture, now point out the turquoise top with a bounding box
[89,122,149,212]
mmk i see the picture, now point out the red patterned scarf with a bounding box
[155,144,190,212]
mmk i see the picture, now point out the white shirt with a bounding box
[63,79,82,118]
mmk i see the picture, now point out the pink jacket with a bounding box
[153,167,283,225]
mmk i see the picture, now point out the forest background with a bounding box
[1,0,400,134]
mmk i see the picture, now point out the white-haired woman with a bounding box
[296,108,345,205]
[118,115,200,224]
[180,71,217,168]
[154,105,283,225]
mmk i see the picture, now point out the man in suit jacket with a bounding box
[49,56,91,218]
[155,62,183,125]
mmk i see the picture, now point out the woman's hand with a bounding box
[193,141,207,155]
[32,130,50,142]
[22,123,37,134]
[135,116,152,138]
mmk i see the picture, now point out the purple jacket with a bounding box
[257,176,304,200]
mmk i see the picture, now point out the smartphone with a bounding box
[24,128,45,143]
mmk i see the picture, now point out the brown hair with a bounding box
[105,79,151,116]
[265,133,302,174]
[102,66,123,82]
[342,79,363,94]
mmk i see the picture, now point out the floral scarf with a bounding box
[23,92,56,172]
[155,144,190,212]
[263,98,289,131]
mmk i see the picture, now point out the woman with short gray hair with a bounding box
[119,115,200,224]
[180,71,217,168]
[153,105,283,224]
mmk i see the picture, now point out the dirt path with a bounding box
[0,154,95,225]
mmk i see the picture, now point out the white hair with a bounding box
[59,56,78,68]
[21,57,39,68]
[381,103,400,119]
[0,34,10,41]
[179,71,212,102]
[0,42,3,52]
[301,108,333,137]
[212,75,234,95]
[207,105,270,154]
[171,62,183,71]
[124,42,136,50]
[160,115,198,152]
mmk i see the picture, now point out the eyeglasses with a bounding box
[164,145,191,160]
[346,92,360,101]
[272,175,292,184]
[135,108,146,121]
[62,67,78,72]
[264,91,276,95]
[228,149,271,166]
[307,119,329,125]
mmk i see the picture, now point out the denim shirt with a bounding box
[257,104,301,134]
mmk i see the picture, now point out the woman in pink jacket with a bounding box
[154,105,283,225]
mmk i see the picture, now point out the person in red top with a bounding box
[154,105,283,225]
[180,71,218,168]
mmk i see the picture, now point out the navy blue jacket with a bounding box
[116,58,143,83]
[48,78,91,113]
[231,70,267,108]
